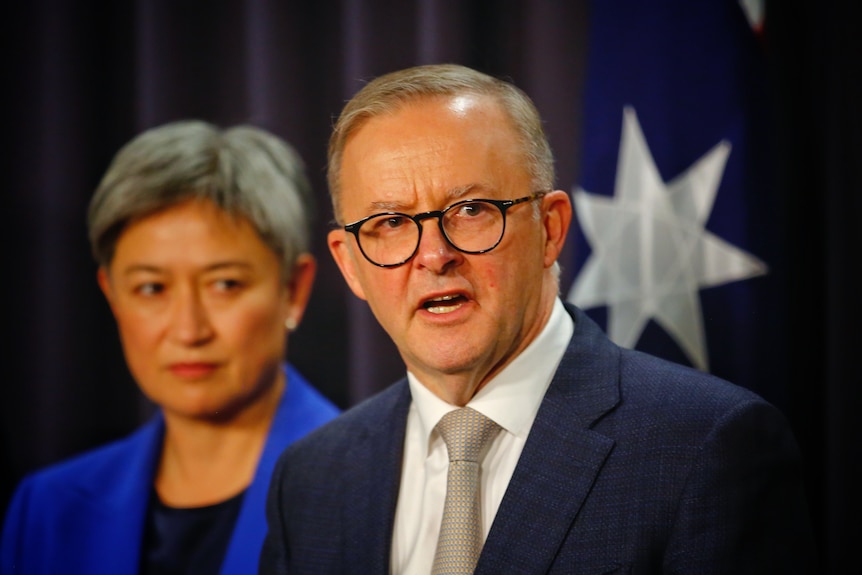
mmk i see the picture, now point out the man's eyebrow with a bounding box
[365,183,496,212]
[446,183,495,201]
[368,199,408,211]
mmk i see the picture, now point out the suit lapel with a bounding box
[343,382,412,575]
[477,305,621,574]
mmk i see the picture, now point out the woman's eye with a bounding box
[213,279,242,292]
[136,283,164,296]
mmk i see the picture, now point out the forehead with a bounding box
[110,199,274,270]
[339,95,530,213]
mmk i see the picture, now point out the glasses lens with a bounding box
[356,214,419,266]
[442,200,505,253]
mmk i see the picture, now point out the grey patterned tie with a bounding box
[431,407,502,575]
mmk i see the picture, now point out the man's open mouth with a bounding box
[423,294,467,314]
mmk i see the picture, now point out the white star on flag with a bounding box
[739,0,765,32]
[567,106,768,371]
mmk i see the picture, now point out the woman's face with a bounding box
[98,198,315,423]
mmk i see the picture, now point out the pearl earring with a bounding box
[285,318,297,331]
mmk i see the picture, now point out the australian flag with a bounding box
[566,0,790,408]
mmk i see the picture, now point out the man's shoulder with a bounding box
[617,345,766,407]
[269,380,409,500]
[562,302,769,410]
[285,379,409,456]
[556,306,781,433]
[589,346,791,447]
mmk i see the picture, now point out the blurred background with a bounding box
[1,1,858,571]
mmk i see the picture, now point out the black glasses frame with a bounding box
[343,191,548,268]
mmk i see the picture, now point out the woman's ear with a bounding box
[283,253,317,329]
[96,266,117,314]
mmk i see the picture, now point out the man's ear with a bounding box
[541,189,573,268]
[328,229,368,301]
[283,253,317,329]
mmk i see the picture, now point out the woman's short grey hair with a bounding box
[327,63,555,223]
[88,120,314,279]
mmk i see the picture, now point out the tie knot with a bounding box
[437,407,501,463]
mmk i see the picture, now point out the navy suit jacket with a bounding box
[261,304,816,574]
[1,364,340,575]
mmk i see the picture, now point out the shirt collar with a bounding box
[408,298,573,449]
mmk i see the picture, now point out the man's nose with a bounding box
[412,217,462,272]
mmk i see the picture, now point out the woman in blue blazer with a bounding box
[0,120,340,575]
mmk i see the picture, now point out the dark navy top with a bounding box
[140,489,245,575]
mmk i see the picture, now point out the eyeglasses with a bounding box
[343,191,548,268]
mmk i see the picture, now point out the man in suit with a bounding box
[260,63,817,574]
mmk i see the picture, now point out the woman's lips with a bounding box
[169,362,218,379]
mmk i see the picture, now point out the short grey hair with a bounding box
[88,120,314,279]
[327,63,555,223]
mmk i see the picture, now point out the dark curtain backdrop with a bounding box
[1,1,858,572]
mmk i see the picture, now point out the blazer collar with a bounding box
[221,366,335,575]
[62,414,164,575]
[342,382,413,575]
[477,303,621,573]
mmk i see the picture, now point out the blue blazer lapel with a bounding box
[65,416,163,575]
[220,366,338,575]
[477,305,621,574]
[342,382,412,575]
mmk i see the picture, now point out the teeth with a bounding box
[425,294,462,314]
[427,302,462,314]
[429,294,457,302]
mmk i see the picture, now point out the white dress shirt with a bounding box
[390,298,574,574]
